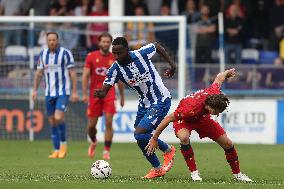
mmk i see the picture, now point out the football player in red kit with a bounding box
[82,32,125,160]
[146,68,253,182]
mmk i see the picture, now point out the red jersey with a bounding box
[85,51,115,99]
[174,83,221,121]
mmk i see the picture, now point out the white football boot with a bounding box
[233,172,253,182]
[191,170,202,181]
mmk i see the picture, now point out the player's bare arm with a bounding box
[94,84,112,98]
[82,67,91,103]
[117,81,125,107]
[154,42,176,78]
[213,68,236,85]
[69,68,79,102]
[146,113,176,155]
[32,69,44,101]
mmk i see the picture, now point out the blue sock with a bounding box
[134,133,161,168]
[157,138,170,152]
[58,122,66,142]
[51,126,60,150]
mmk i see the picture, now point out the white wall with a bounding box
[96,99,277,144]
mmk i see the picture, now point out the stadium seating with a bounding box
[241,49,259,64]
[4,45,28,64]
[259,50,279,64]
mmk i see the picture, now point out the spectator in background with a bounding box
[145,0,162,15]
[74,0,95,48]
[224,4,243,64]
[75,0,94,16]
[20,0,51,46]
[280,28,284,61]
[226,0,246,19]
[265,57,284,89]
[252,0,269,42]
[194,4,216,64]
[125,5,155,50]
[155,4,178,52]
[20,0,50,16]
[182,0,200,24]
[86,0,108,51]
[199,0,224,17]
[125,0,149,15]
[58,18,79,49]
[0,0,24,47]
[49,0,75,16]
[269,0,284,51]
[163,0,187,15]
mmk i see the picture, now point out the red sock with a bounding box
[224,146,240,174]
[104,141,112,151]
[180,144,197,172]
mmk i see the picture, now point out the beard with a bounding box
[100,46,109,54]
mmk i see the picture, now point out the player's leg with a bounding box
[215,134,252,182]
[202,118,252,182]
[103,113,113,159]
[174,121,202,181]
[54,95,70,158]
[146,98,175,172]
[133,106,164,178]
[45,97,60,158]
[134,99,174,178]
[87,98,102,158]
[102,99,116,159]
[87,117,99,158]
[134,126,167,179]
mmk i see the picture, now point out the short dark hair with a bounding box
[204,94,230,112]
[112,37,129,49]
[98,32,113,42]
[46,32,59,39]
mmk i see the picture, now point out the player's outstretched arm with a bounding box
[154,42,176,78]
[213,68,236,85]
[145,113,176,155]
[32,69,43,101]
[94,84,112,98]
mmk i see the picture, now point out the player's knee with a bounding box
[48,117,56,126]
[223,138,233,149]
[134,133,139,141]
[88,120,97,129]
[134,132,144,141]
[105,120,113,128]
[54,118,64,125]
[105,125,113,133]
[179,135,190,144]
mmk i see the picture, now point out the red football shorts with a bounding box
[173,117,226,141]
[87,97,116,118]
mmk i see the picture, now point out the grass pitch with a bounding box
[0,141,283,189]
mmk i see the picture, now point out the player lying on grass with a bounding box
[146,68,253,182]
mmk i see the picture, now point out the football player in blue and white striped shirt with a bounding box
[33,32,79,158]
[94,37,176,179]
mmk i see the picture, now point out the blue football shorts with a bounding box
[45,95,70,116]
[134,97,171,132]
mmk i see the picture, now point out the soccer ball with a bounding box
[91,160,112,179]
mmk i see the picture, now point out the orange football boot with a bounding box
[162,145,176,172]
[143,168,166,179]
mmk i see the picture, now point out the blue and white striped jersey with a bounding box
[37,46,75,97]
[104,43,171,108]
